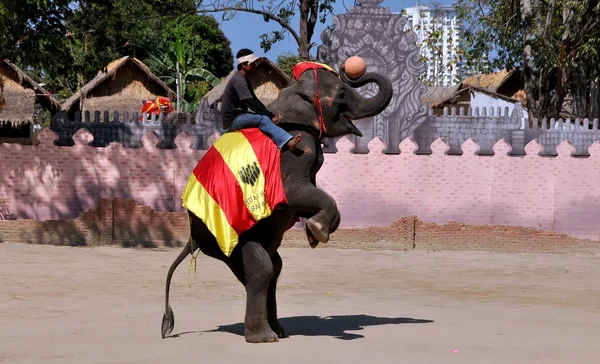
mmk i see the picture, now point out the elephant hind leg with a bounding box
[267,252,287,338]
[231,240,279,343]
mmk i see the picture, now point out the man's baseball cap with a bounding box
[237,52,263,65]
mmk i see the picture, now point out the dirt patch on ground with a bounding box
[1,198,598,253]
[284,217,599,253]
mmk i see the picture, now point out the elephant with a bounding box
[161,62,394,343]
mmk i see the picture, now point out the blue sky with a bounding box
[213,0,457,61]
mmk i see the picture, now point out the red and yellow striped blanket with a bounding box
[181,128,288,256]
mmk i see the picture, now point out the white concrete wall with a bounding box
[470,90,528,128]
[470,90,515,111]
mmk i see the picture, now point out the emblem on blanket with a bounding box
[239,161,261,186]
[181,128,288,256]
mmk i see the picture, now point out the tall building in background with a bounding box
[396,4,463,86]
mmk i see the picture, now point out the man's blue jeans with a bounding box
[231,113,293,149]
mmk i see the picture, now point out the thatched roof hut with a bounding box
[0,59,61,126]
[204,58,289,111]
[462,69,525,102]
[420,84,462,108]
[422,84,524,116]
[60,56,175,117]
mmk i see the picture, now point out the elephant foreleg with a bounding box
[267,252,287,338]
[286,184,341,244]
[241,241,279,343]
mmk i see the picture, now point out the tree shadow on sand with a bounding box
[200,314,434,340]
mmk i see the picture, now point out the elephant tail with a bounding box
[161,238,196,339]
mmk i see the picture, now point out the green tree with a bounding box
[275,51,315,77]
[62,0,187,88]
[31,0,200,96]
[455,0,600,121]
[197,0,336,60]
[33,1,233,101]
[145,13,234,108]
[0,0,71,77]
[0,0,234,106]
[159,14,234,79]
[0,71,4,112]
[148,39,220,111]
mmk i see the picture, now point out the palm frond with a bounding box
[187,68,220,87]
[148,53,172,69]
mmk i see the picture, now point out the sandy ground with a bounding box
[1,242,599,364]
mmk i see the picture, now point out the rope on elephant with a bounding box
[186,240,200,290]
[185,216,200,290]
[186,252,197,291]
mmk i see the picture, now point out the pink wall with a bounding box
[2,128,600,241]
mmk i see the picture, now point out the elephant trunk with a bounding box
[340,65,393,120]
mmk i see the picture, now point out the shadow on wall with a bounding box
[109,198,187,248]
[2,128,178,219]
[3,128,600,244]
[0,197,189,248]
[0,126,200,248]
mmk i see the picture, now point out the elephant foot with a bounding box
[305,224,320,248]
[270,321,288,339]
[245,327,280,343]
[307,218,329,244]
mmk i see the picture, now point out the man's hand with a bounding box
[272,115,280,125]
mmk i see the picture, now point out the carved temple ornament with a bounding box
[317,0,428,153]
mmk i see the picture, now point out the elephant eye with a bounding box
[336,88,346,102]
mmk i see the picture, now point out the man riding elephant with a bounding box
[162,53,394,343]
[222,48,302,151]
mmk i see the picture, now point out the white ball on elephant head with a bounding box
[344,56,367,79]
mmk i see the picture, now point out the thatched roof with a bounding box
[204,58,289,108]
[425,84,524,111]
[461,69,527,106]
[0,59,61,125]
[420,84,462,107]
[60,56,175,114]
[462,70,515,94]
[423,69,527,110]
[204,70,234,106]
